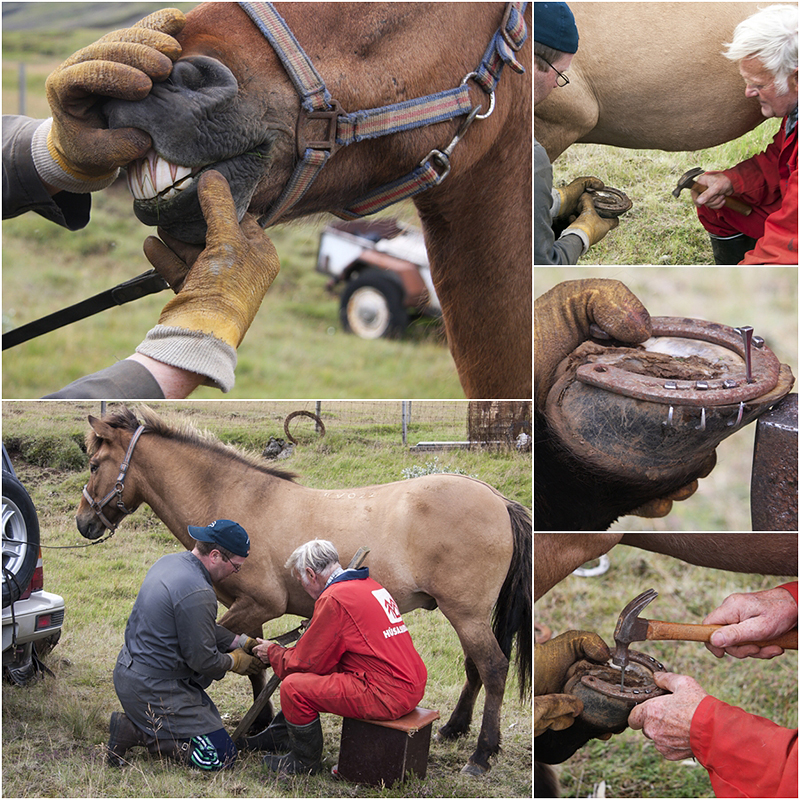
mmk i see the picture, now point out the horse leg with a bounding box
[437,655,482,741]
[534,534,622,600]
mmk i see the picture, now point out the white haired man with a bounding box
[692,4,798,264]
[249,539,427,776]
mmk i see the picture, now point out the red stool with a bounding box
[336,706,440,786]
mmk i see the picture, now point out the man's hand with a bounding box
[229,649,266,676]
[534,693,584,737]
[554,176,605,222]
[628,672,707,760]
[561,192,619,252]
[34,9,186,192]
[236,635,259,655]
[534,278,652,414]
[252,638,273,666]
[704,587,798,659]
[691,172,736,210]
[535,630,610,696]
[136,170,281,392]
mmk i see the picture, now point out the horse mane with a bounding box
[87,406,297,483]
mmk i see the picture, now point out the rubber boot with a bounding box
[106,712,154,767]
[240,710,291,753]
[710,234,757,264]
[263,717,324,776]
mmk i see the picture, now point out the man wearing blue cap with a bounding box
[106,519,265,771]
[534,1,618,264]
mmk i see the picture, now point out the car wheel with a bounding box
[340,269,408,339]
[2,475,40,608]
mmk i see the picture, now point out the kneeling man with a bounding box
[251,539,427,776]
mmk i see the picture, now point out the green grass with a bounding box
[549,119,783,264]
[2,401,532,798]
[536,541,798,798]
[534,266,797,531]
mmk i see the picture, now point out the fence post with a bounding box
[401,401,411,446]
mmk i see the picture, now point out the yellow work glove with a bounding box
[553,176,604,222]
[534,278,652,414]
[229,649,265,676]
[534,694,584,737]
[136,170,281,392]
[560,192,619,255]
[535,631,610,697]
[32,9,186,192]
[238,636,259,655]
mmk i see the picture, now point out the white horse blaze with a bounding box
[126,149,195,201]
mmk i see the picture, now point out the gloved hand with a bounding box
[535,631,610,697]
[553,176,605,222]
[136,170,281,392]
[561,192,619,254]
[229,649,266,676]
[535,278,652,414]
[534,693,584,737]
[237,635,260,655]
[32,8,186,193]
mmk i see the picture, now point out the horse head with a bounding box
[76,411,145,540]
[103,2,529,242]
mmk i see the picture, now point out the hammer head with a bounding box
[611,588,658,668]
[672,167,705,198]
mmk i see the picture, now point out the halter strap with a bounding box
[238,2,528,225]
[82,424,145,532]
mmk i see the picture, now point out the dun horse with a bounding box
[75,407,531,775]
[106,2,532,399]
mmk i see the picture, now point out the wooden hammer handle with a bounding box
[690,181,752,216]
[646,619,798,650]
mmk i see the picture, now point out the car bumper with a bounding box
[2,591,65,655]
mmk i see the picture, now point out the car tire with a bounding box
[2,475,40,608]
[340,269,408,339]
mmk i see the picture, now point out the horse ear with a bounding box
[88,415,115,441]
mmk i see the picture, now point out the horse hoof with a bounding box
[460,761,489,777]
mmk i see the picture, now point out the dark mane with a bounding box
[87,405,297,483]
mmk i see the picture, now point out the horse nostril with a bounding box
[166,56,239,98]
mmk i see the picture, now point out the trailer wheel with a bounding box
[340,269,408,339]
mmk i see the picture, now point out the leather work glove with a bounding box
[136,170,281,392]
[561,192,618,255]
[32,8,186,193]
[535,631,611,697]
[535,693,584,737]
[534,278,652,414]
[553,176,605,222]
[238,636,259,655]
[229,648,265,676]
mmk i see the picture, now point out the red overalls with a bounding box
[697,115,798,264]
[689,582,798,797]
[267,571,427,725]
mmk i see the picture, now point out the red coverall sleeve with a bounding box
[722,127,783,208]
[741,164,798,264]
[267,594,348,680]
[689,582,798,798]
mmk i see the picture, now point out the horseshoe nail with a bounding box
[727,401,745,428]
[735,326,755,383]
[695,407,706,431]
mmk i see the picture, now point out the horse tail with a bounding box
[492,499,532,701]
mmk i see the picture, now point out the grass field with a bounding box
[535,539,798,798]
[1,401,532,798]
[534,266,797,531]
[547,119,784,265]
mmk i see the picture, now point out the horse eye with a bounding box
[89,463,99,474]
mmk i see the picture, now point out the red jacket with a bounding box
[722,116,798,264]
[268,570,427,693]
[690,582,798,798]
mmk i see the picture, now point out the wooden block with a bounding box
[337,707,440,786]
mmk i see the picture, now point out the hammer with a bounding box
[672,167,752,216]
[612,588,798,687]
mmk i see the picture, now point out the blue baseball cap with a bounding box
[188,519,250,558]
[534,2,579,54]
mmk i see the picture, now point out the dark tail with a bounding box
[492,499,532,701]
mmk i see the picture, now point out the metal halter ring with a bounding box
[461,72,496,119]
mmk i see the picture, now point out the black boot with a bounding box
[263,717,323,776]
[241,711,291,753]
[106,712,153,767]
[147,737,192,765]
[710,234,757,264]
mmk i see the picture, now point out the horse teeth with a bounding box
[126,149,193,200]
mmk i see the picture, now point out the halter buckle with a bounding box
[297,100,343,158]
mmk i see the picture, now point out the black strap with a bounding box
[2,269,169,350]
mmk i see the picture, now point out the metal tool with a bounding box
[612,588,798,687]
[672,167,752,216]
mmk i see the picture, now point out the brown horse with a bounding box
[75,406,531,775]
[535,2,766,160]
[535,533,798,601]
[106,3,532,399]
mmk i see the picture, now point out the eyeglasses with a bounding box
[540,57,570,87]
[220,554,243,573]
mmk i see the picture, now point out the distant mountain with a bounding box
[2,2,198,31]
